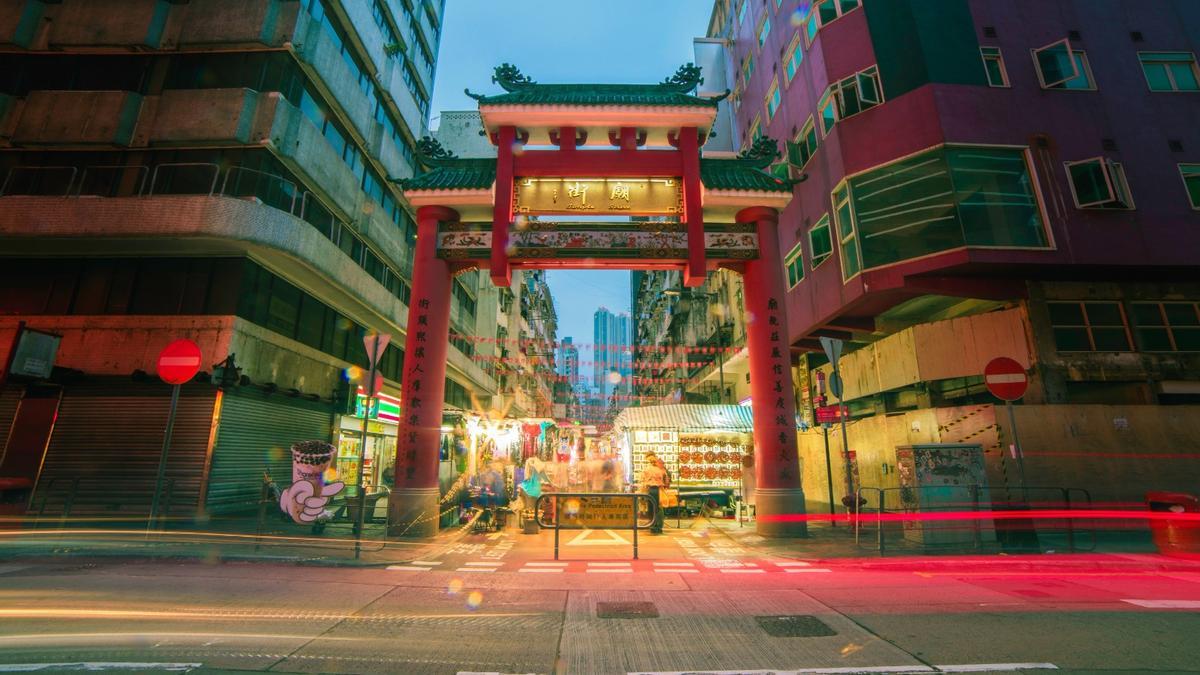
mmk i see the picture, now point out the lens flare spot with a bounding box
[267,446,286,463]
[466,591,484,610]
[345,366,363,381]
[511,142,526,156]
[324,467,339,482]
[840,642,864,657]
[606,371,623,385]
[447,579,464,595]
[792,2,813,27]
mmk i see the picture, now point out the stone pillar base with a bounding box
[756,487,809,538]
[387,487,440,538]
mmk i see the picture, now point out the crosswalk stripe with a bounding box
[412,561,443,566]
[588,562,632,567]
[774,561,812,567]
[721,568,765,574]
[653,562,695,567]
[464,562,504,567]
[525,562,568,567]
[386,566,432,571]
[518,568,563,573]
[655,569,699,573]
[785,568,832,573]
[456,567,496,573]
[587,569,632,573]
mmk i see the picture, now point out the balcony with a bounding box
[12,91,143,147]
[47,0,172,50]
[176,0,300,50]
[149,88,274,146]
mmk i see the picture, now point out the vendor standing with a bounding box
[639,452,669,534]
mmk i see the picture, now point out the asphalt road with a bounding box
[1,522,1199,674]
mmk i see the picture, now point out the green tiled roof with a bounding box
[700,158,794,193]
[470,83,719,108]
[397,158,793,194]
[396,159,496,191]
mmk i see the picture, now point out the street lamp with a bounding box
[663,288,732,404]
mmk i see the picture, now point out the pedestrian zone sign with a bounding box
[559,495,635,529]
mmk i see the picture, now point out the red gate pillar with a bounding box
[739,206,808,537]
[389,205,458,537]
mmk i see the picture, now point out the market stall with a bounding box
[612,404,754,493]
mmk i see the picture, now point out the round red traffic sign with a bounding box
[984,356,1028,401]
[157,339,202,385]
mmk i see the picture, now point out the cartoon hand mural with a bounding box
[280,479,345,523]
[281,440,345,524]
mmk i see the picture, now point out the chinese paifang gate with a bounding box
[389,64,807,537]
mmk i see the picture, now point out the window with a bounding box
[742,53,755,83]
[1033,39,1095,90]
[980,47,1010,87]
[1065,158,1134,209]
[757,15,771,48]
[788,117,819,170]
[1048,301,1132,352]
[1181,164,1200,209]
[1139,52,1200,92]
[812,0,860,32]
[746,115,762,148]
[808,215,833,268]
[737,0,748,26]
[817,66,882,136]
[833,185,860,280]
[765,79,781,120]
[1131,302,1200,352]
[783,34,804,83]
[804,11,820,46]
[831,145,1049,274]
[784,242,804,288]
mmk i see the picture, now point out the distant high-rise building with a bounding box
[558,337,580,384]
[593,307,632,399]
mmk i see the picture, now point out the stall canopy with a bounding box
[612,405,755,433]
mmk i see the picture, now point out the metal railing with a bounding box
[855,484,1096,556]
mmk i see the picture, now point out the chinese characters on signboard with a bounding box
[514,178,682,215]
[398,297,432,480]
[764,296,798,481]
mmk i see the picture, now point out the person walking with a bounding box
[640,453,669,534]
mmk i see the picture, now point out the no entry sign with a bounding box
[984,357,1028,401]
[157,339,202,385]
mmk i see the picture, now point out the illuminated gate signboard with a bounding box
[515,177,682,216]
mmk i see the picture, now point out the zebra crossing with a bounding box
[385,558,830,574]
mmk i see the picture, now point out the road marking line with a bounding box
[774,561,812,567]
[525,562,568,567]
[0,664,204,673]
[518,568,563,573]
[720,568,765,574]
[385,566,432,571]
[587,569,632,573]
[935,664,1058,673]
[456,567,496,573]
[588,562,632,567]
[785,568,832,573]
[654,569,699,573]
[652,562,695,567]
[1122,599,1200,608]
[464,562,504,567]
[411,561,443,566]
[625,663,1056,674]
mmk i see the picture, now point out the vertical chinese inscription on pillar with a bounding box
[400,298,431,480]
[765,297,795,480]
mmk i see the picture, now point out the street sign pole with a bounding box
[149,339,202,534]
[1006,400,1027,490]
[148,383,180,533]
[355,333,389,559]
[816,371,836,526]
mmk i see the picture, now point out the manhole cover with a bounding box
[755,615,837,637]
[597,601,659,619]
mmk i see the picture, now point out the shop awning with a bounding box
[611,405,755,433]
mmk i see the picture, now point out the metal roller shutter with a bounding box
[0,384,22,457]
[206,391,334,515]
[34,382,217,518]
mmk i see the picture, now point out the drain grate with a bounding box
[596,601,659,619]
[755,615,837,637]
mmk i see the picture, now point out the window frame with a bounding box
[757,13,772,49]
[783,241,805,289]
[832,183,861,282]
[788,116,819,172]
[765,77,782,121]
[980,46,1010,88]
[808,214,834,269]
[1047,301,1134,353]
[1032,40,1096,90]
[741,53,755,85]
[783,33,803,84]
[1180,164,1200,210]
[1138,51,1200,92]
[1064,157,1135,210]
[1130,301,1200,352]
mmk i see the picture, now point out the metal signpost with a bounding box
[820,337,854,509]
[149,339,202,532]
[535,492,655,560]
[984,356,1030,489]
[815,371,836,524]
[355,333,389,559]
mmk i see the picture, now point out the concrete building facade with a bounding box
[0,0,505,520]
[708,0,1200,514]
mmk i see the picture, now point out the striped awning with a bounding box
[611,404,755,433]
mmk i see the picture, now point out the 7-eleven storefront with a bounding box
[335,387,401,491]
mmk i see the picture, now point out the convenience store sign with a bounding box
[355,391,402,423]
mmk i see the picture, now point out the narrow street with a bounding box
[2,521,1199,674]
